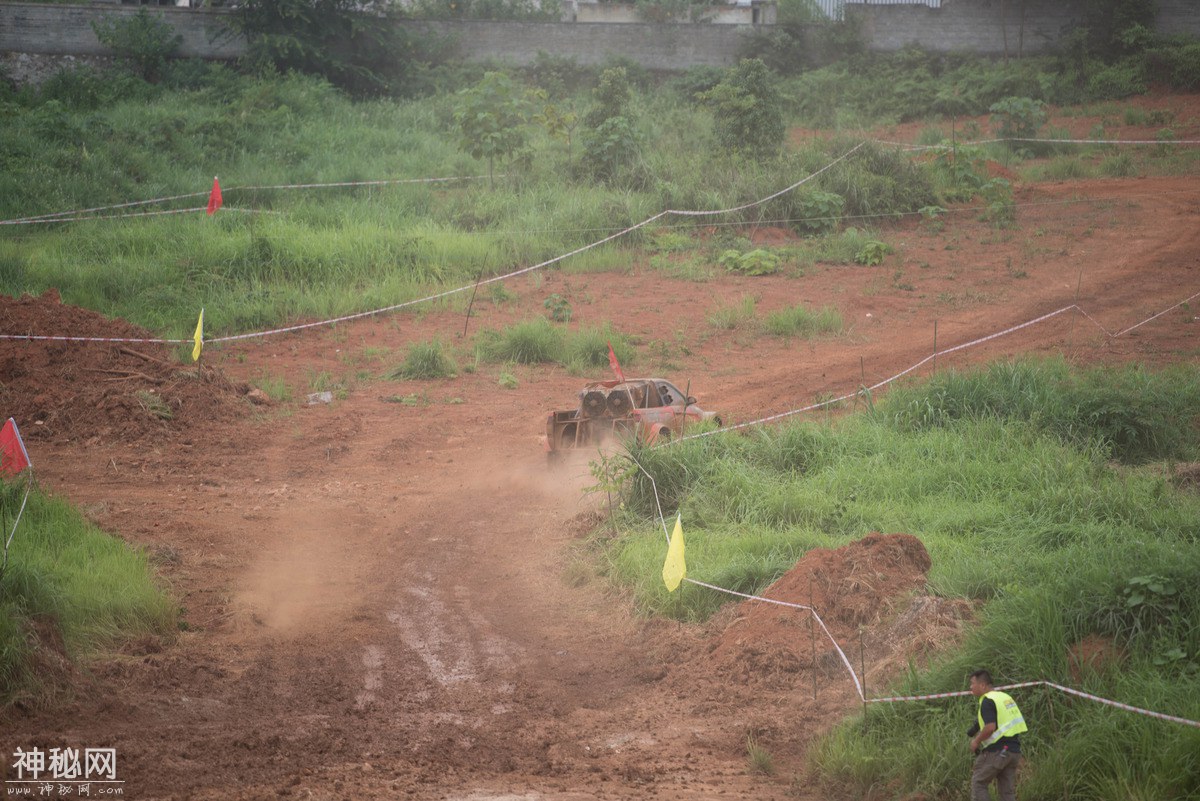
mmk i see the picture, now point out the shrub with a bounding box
[764,304,843,338]
[477,318,563,363]
[91,9,182,83]
[701,59,785,157]
[718,248,780,276]
[792,189,844,235]
[455,71,534,184]
[989,96,1047,140]
[387,340,457,380]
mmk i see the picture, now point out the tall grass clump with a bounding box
[386,339,457,379]
[0,480,175,705]
[598,360,1200,798]
[885,357,1200,463]
[476,318,564,364]
[562,326,633,375]
[764,304,843,339]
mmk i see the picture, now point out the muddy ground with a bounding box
[1,100,1198,800]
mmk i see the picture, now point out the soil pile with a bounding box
[705,533,970,690]
[0,290,248,444]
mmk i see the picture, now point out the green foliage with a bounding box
[387,339,457,379]
[701,59,785,156]
[91,9,182,83]
[763,304,843,339]
[0,481,176,705]
[792,189,844,234]
[477,317,562,363]
[231,0,431,97]
[584,66,633,129]
[989,96,1048,140]
[885,358,1200,464]
[853,240,891,266]
[543,292,572,322]
[717,248,780,276]
[580,67,639,181]
[455,71,533,183]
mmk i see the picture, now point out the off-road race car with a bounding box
[545,378,721,457]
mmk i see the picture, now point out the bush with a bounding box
[701,59,785,157]
[387,340,457,379]
[91,9,182,83]
[989,96,1047,140]
[477,318,563,363]
[718,248,780,276]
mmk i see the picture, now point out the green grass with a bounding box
[474,318,635,373]
[0,480,176,705]
[764,303,844,339]
[595,358,1200,799]
[707,295,758,331]
[386,339,457,379]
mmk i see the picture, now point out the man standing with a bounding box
[967,669,1027,801]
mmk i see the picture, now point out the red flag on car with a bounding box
[0,418,31,477]
[206,176,223,216]
[607,341,625,383]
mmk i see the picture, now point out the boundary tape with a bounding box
[675,289,1200,445]
[0,175,493,226]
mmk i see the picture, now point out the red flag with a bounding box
[0,418,31,477]
[206,176,222,216]
[607,341,625,383]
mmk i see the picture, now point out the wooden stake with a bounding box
[1065,267,1084,361]
[933,320,939,371]
[462,266,488,338]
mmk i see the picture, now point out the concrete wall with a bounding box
[852,0,1200,56]
[419,18,756,66]
[2,0,1199,68]
[0,3,242,58]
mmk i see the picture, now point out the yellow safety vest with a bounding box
[977,690,1028,748]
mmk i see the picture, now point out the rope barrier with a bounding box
[0,175,493,226]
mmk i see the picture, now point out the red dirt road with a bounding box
[1,160,1198,799]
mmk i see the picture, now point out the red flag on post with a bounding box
[206,176,223,216]
[607,341,625,384]
[0,418,31,477]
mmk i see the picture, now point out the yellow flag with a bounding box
[662,513,686,592]
[192,308,204,362]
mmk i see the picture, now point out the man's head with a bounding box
[969,669,994,697]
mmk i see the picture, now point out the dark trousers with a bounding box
[972,749,1021,801]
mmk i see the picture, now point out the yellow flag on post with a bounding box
[192,308,204,362]
[662,513,686,592]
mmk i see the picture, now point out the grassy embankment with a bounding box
[596,358,1200,800]
[0,480,176,706]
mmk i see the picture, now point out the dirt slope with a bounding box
[1,161,1198,799]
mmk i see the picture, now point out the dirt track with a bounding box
[2,133,1199,798]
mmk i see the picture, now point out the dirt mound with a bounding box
[705,533,939,688]
[0,290,248,444]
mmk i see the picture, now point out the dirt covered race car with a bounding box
[545,378,721,457]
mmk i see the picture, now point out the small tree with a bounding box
[91,9,182,83]
[580,67,639,181]
[455,71,532,186]
[701,58,785,156]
